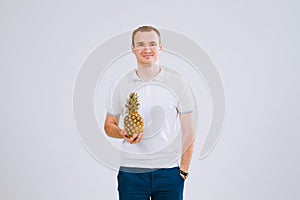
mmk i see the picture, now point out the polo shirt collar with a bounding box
[132,67,167,82]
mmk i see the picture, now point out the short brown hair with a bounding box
[132,25,161,46]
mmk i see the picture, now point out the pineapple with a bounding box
[124,92,144,137]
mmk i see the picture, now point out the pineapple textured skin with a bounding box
[124,93,144,137]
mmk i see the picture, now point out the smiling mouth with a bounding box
[143,55,153,59]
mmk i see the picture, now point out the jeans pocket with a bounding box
[176,170,185,182]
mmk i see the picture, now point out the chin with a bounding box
[141,63,153,67]
[138,59,158,66]
[141,61,153,65]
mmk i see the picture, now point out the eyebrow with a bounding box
[136,41,158,45]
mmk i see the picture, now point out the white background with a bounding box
[1,0,300,199]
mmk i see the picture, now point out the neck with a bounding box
[136,64,161,81]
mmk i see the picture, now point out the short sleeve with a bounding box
[177,81,194,114]
[106,82,123,116]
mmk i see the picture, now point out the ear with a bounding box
[158,43,163,52]
[131,45,135,53]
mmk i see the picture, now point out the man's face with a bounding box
[132,30,162,66]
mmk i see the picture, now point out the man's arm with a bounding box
[104,114,123,138]
[179,112,195,177]
[104,114,144,143]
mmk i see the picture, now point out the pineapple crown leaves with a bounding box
[125,92,140,113]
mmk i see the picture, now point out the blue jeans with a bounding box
[117,167,185,200]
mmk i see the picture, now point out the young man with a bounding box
[104,25,195,200]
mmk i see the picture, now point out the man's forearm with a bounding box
[179,112,195,172]
[180,135,194,172]
[104,123,123,138]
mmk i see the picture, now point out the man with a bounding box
[104,25,195,200]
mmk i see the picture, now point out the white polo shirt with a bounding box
[106,67,194,169]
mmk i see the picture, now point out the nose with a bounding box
[144,46,151,52]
